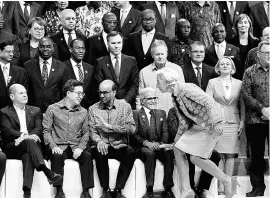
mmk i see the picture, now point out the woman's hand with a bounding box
[238,121,245,136]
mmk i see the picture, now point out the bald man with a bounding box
[24,37,66,113]
[0,84,62,198]
[88,80,136,198]
[50,9,87,62]
[204,23,241,78]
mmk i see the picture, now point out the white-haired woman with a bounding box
[206,57,245,194]
[156,67,239,198]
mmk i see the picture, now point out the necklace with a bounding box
[220,76,231,90]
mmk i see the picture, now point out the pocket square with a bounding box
[129,21,132,23]
[160,118,163,121]
[171,14,175,18]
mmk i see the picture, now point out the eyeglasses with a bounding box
[259,51,270,56]
[72,91,85,97]
[144,97,158,101]
[33,27,45,31]
[142,18,155,22]
[98,90,113,96]
[191,51,205,54]
[104,20,118,24]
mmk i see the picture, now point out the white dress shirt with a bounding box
[155,1,166,17]
[1,62,10,85]
[102,31,108,50]
[19,1,30,15]
[39,57,52,76]
[110,53,121,71]
[70,58,84,81]
[191,61,203,77]
[141,28,155,54]
[143,107,151,122]
[222,80,232,99]
[214,41,226,59]
[226,1,236,12]
[13,104,28,134]
[120,5,132,25]
[63,29,76,45]
[0,1,3,11]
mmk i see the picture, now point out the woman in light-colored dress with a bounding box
[156,67,239,198]
[206,57,245,194]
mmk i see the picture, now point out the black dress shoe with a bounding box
[196,189,206,198]
[100,189,112,198]
[23,192,31,198]
[115,191,126,198]
[143,191,154,198]
[48,173,63,185]
[55,188,66,198]
[246,189,264,197]
[81,191,92,198]
[161,190,175,198]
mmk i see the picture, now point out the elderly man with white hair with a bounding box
[50,9,87,62]
[133,87,175,198]
[136,40,185,114]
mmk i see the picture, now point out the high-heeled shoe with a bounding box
[224,176,240,198]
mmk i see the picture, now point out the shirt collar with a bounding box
[214,40,226,47]
[263,1,269,6]
[196,1,211,6]
[13,104,26,112]
[99,99,117,110]
[110,53,121,60]
[102,31,108,39]
[63,29,76,35]
[58,99,81,111]
[256,62,269,72]
[142,28,155,35]
[143,106,151,114]
[151,61,168,71]
[1,62,10,70]
[70,58,83,67]
[191,61,202,69]
[39,57,52,65]
[120,5,132,14]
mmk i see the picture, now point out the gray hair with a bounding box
[139,87,156,100]
[59,9,75,21]
[214,56,236,75]
[258,41,270,51]
[156,67,181,84]
[151,40,168,55]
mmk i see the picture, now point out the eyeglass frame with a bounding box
[103,20,118,24]
[72,91,85,97]
[143,97,158,101]
[98,90,114,96]
[259,51,270,56]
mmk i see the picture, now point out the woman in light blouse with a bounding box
[206,57,245,194]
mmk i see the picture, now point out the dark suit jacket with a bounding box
[133,108,168,148]
[1,1,17,35]
[12,2,41,41]
[84,32,108,66]
[19,40,59,66]
[249,2,269,38]
[217,1,249,40]
[63,59,95,109]
[112,7,142,38]
[182,61,217,92]
[125,30,170,71]
[24,57,66,112]
[50,30,87,62]
[0,30,21,66]
[0,64,29,109]
[0,105,42,149]
[142,2,179,39]
[95,54,139,108]
[204,43,241,78]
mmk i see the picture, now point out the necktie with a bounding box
[216,44,223,59]
[195,66,202,88]
[229,1,235,22]
[120,10,127,27]
[42,61,48,85]
[67,31,73,47]
[24,3,30,23]
[160,3,166,24]
[76,64,84,82]
[3,65,8,85]
[114,56,120,81]
[149,110,158,141]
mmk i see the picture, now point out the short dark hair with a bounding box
[112,83,117,91]
[107,31,123,42]
[62,79,84,97]
[0,40,14,51]
[69,38,85,48]
[190,41,205,51]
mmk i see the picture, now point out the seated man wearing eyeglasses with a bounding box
[88,79,136,198]
[133,87,175,198]
[43,79,94,198]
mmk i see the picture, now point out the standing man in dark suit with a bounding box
[181,41,220,198]
[217,1,249,40]
[63,39,95,109]
[204,23,241,78]
[126,9,170,71]
[12,1,41,42]
[0,84,62,198]
[133,87,175,198]
[142,1,179,39]
[85,12,118,66]
[95,31,139,109]
[50,9,87,62]
[249,1,269,38]
[24,37,66,113]
[0,40,28,109]
[112,1,142,38]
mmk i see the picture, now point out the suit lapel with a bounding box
[187,62,199,85]
[35,58,45,86]
[60,30,69,51]
[82,62,91,89]
[152,2,165,27]
[29,3,36,21]
[106,56,118,83]
[10,106,20,127]
[140,108,149,128]
[119,54,126,83]
[121,8,132,29]
[66,60,77,79]
[154,110,160,137]
[25,105,32,130]
[217,77,229,102]
[227,78,236,105]
[259,2,269,24]
[224,43,233,56]
[146,32,157,55]
[210,44,218,59]
[0,66,7,87]
[137,31,145,55]
[46,58,58,87]
[17,2,27,25]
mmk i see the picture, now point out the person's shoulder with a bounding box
[122,54,136,61]
[88,33,102,40]
[26,105,42,113]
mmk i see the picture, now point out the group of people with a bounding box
[0,1,268,198]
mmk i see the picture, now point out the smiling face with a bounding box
[218,58,233,76]
[212,25,226,43]
[141,90,157,110]
[258,44,270,67]
[237,16,250,34]
[30,22,45,40]
[67,85,84,106]
[189,44,205,64]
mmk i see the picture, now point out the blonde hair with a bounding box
[214,56,236,75]
[156,67,181,84]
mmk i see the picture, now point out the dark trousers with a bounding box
[94,146,136,190]
[50,146,94,189]
[188,150,221,190]
[139,147,174,188]
[0,151,6,185]
[4,139,46,190]
[247,123,269,192]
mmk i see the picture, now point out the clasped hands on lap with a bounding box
[15,134,40,146]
